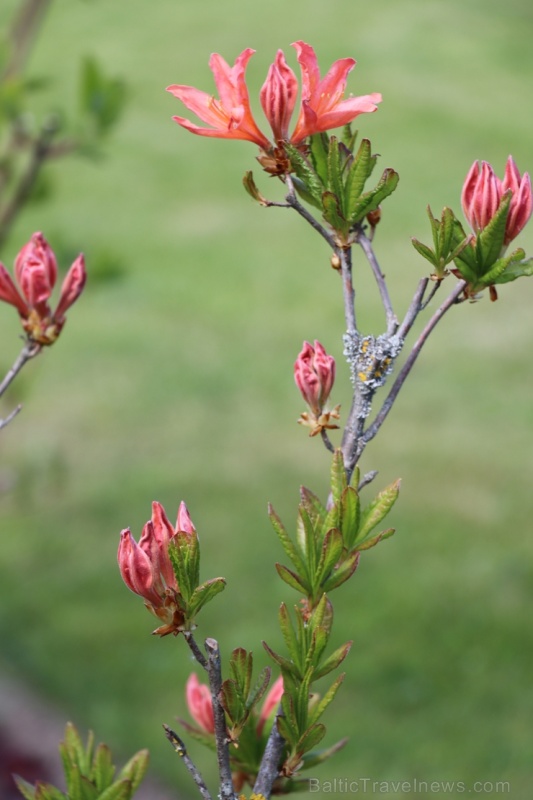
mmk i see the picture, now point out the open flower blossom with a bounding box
[461,157,532,247]
[295,340,340,436]
[0,232,86,345]
[167,41,381,156]
[185,673,283,737]
[118,501,196,636]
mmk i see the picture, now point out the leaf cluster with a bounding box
[286,129,399,244]
[220,648,272,743]
[412,200,533,298]
[270,449,399,609]
[15,723,148,800]
[168,532,226,629]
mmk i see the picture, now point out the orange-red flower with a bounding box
[0,232,86,345]
[167,42,381,151]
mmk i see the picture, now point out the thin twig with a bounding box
[163,725,213,800]
[204,638,235,800]
[359,280,466,455]
[420,278,442,311]
[338,246,357,336]
[0,404,22,430]
[253,713,285,799]
[358,470,378,491]
[320,428,335,453]
[284,175,337,249]
[356,230,398,336]
[396,278,429,341]
[1,0,53,81]
[0,339,42,399]
[0,120,59,250]
[183,631,208,671]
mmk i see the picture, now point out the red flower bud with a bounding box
[295,340,336,415]
[461,157,532,246]
[0,232,86,345]
[118,500,198,636]
[256,676,284,735]
[185,674,215,734]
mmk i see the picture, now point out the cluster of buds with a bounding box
[118,501,195,636]
[294,340,339,436]
[461,156,532,248]
[118,501,225,636]
[167,41,381,175]
[0,232,86,345]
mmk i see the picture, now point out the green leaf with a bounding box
[307,674,345,725]
[355,526,395,551]
[117,750,149,794]
[278,603,301,668]
[229,647,252,698]
[308,133,330,186]
[314,642,352,680]
[297,723,326,755]
[299,737,348,769]
[326,137,344,214]
[321,191,348,235]
[315,528,344,588]
[357,479,400,542]
[304,627,329,674]
[188,577,226,616]
[34,785,67,800]
[411,237,437,267]
[341,124,358,151]
[493,254,533,284]
[220,678,242,723]
[340,486,361,550]
[275,562,310,595]
[13,776,39,800]
[349,168,399,224]
[79,57,127,137]
[97,781,133,800]
[299,486,327,531]
[322,550,360,592]
[330,449,347,507]
[476,192,511,270]
[284,143,323,206]
[245,666,271,713]
[79,775,98,800]
[297,506,319,579]
[345,138,376,219]
[269,504,308,578]
[263,640,300,678]
[91,744,115,791]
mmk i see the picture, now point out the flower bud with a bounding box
[257,676,284,735]
[461,157,532,247]
[0,232,86,345]
[186,674,215,734]
[294,340,335,415]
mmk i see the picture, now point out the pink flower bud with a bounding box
[260,50,298,143]
[186,674,215,734]
[176,501,196,535]
[461,157,532,246]
[257,676,284,735]
[294,340,336,415]
[0,232,86,345]
[54,255,87,321]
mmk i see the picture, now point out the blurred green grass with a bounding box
[1,0,533,798]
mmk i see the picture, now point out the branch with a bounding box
[204,638,236,800]
[360,280,466,454]
[1,0,53,81]
[163,725,213,800]
[284,175,337,249]
[0,339,42,399]
[356,230,398,336]
[338,246,357,337]
[0,404,22,431]
[253,713,285,799]
[0,119,60,251]
[183,631,208,671]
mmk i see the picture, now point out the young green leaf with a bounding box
[357,479,400,542]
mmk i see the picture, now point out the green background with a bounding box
[1,0,533,798]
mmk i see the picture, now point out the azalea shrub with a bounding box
[4,34,533,800]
